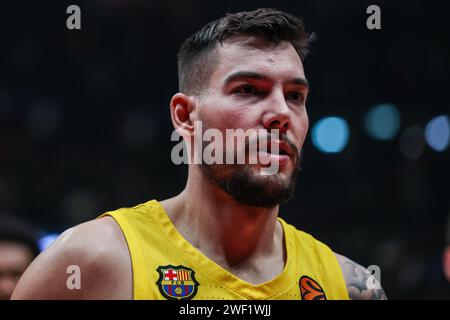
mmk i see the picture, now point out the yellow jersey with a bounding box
[99,200,349,300]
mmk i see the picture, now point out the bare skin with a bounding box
[336,253,387,300]
[12,217,132,299]
[12,36,386,300]
[159,192,286,285]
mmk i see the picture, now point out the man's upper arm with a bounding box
[11,217,132,300]
[335,253,388,300]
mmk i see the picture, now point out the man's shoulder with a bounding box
[57,216,129,263]
[48,216,128,267]
[12,217,132,299]
[335,253,388,300]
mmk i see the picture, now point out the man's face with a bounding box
[0,242,34,300]
[196,36,309,208]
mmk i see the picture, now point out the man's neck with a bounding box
[160,169,284,271]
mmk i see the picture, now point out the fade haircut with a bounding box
[177,8,315,95]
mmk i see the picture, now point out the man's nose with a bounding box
[262,90,291,134]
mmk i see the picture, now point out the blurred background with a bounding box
[0,0,449,299]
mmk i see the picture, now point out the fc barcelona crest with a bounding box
[156,265,199,300]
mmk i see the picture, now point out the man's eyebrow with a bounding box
[290,77,310,89]
[223,71,309,88]
[224,71,266,84]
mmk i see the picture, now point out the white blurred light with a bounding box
[399,125,425,160]
[365,103,401,140]
[38,233,60,252]
[425,115,450,152]
[312,117,349,153]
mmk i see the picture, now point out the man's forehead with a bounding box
[221,35,292,50]
[212,37,305,83]
[219,36,300,59]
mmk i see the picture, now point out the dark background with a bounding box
[0,0,449,299]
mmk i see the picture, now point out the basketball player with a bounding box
[12,8,387,300]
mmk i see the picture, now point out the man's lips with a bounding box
[256,150,291,167]
[241,137,298,166]
[262,140,294,157]
[253,140,294,167]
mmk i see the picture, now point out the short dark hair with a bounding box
[177,8,315,95]
[0,215,40,258]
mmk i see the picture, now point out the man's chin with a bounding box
[220,167,296,208]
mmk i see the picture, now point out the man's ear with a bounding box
[169,93,196,137]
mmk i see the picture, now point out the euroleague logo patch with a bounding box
[156,265,199,300]
[299,275,327,300]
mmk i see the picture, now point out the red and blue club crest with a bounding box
[156,265,199,300]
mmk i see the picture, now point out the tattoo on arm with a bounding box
[337,254,388,300]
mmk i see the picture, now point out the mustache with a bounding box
[244,134,299,159]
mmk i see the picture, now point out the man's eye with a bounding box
[234,85,258,95]
[287,91,305,103]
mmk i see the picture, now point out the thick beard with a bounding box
[200,150,301,208]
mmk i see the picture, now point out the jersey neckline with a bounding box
[148,199,297,300]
